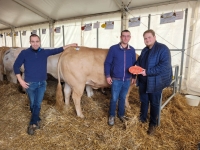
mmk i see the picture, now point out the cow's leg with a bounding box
[21,73,26,92]
[101,88,107,95]
[63,83,71,107]
[72,85,85,118]
[0,73,3,81]
[0,66,3,81]
[125,84,134,109]
[85,85,94,97]
[8,71,17,83]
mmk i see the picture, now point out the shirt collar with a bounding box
[30,46,41,52]
[119,43,131,49]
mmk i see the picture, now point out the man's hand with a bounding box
[16,74,29,89]
[63,43,78,50]
[140,69,146,76]
[106,77,112,85]
[131,78,136,84]
[19,80,29,89]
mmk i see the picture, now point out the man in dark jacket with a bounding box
[104,30,136,126]
[136,29,172,135]
[13,34,77,135]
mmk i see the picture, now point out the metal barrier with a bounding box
[157,65,179,126]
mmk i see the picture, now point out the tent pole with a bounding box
[179,8,188,91]
[39,28,41,47]
[97,27,99,48]
[11,28,15,47]
[20,31,22,47]
[4,33,6,46]
[62,25,65,46]
[49,20,54,47]
[148,14,151,29]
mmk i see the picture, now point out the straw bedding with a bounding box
[0,79,199,150]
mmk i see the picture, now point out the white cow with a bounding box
[0,47,10,81]
[3,47,25,83]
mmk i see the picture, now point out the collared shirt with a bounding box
[119,43,131,50]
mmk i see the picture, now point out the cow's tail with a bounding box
[55,51,65,110]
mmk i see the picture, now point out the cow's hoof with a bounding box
[63,106,69,111]
[87,92,94,98]
[78,114,85,118]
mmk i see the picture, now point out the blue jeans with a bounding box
[139,83,162,126]
[109,79,131,117]
[26,81,47,125]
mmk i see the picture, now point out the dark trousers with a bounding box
[139,83,162,126]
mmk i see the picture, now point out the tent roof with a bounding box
[0,0,192,30]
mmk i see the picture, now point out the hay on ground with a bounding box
[0,80,199,150]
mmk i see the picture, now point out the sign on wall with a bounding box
[128,17,141,27]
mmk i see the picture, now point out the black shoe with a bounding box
[139,119,147,123]
[197,142,200,150]
[147,125,156,135]
[36,121,40,130]
[27,125,37,135]
[119,116,129,123]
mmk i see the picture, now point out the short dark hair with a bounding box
[121,29,131,36]
[143,29,155,37]
[30,34,40,41]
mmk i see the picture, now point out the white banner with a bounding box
[55,27,61,33]
[93,22,100,29]
[42,29,46,34]
[175,11,184,20]
[160,12,176,24]
[105,21,114,29]
[128,17,141,27]
[84,23,92,31]
[22,31,26,36]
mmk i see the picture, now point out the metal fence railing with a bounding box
[157,65,179,126]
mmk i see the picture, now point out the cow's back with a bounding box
[59,47,109,88]
[3,47,25,72]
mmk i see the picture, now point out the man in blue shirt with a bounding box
[136,29,172,135]
[104,30,136,126]
[13,34,77,135]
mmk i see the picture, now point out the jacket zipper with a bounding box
[123,50,126,81]
[146,49,152,93]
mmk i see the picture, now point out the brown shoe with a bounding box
[147,125,156,135]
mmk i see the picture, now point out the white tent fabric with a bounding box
[0,29,12,47]
[14,23,50,47]
[83,12,121,48]
[182,0,200,95]
[54,19,82,47]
